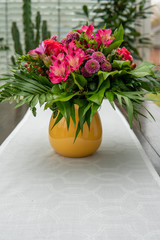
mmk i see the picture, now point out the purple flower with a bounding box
[66,32,79,41]
[85,48,95,55]
[85,59,100,74]
[92,51,105,63]
[51,35,58,41]
[60,38,69,45]
[81,67,92,77]
[101,60,112,72]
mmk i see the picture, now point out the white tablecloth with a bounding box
[0,101,160,240]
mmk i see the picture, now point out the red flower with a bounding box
[117,47,132,61]
[43,39,63,56]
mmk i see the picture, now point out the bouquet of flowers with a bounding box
[0,24,160,140]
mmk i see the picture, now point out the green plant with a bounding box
[11,0,51,64]
[78,0,152,59]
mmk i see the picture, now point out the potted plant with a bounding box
[0,24,160,157]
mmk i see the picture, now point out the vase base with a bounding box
[49,136,102,158]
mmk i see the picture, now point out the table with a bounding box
[0,100,160,239]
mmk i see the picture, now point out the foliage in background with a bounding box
[11,0,51,64]
[149,93,160,107]
[0,38,9,51]
[78,0,152,60]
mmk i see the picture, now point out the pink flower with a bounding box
[96,29,114,47]
[34,42,46,55]
[51,53,65,62]
[29,42,46,60]
[92,51,105,63]
[49,60,70,84]
[64,41,89,61]
[116,47,133,61]
[77,23,94,40]
[64,41,77,55]
[100,60,112,72]
[65,52,84,71]
[85,59,100,74]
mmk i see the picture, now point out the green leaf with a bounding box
[74,122,81,143]
[123,96,133,128]
[78,105,86,132]
[90,103,99,122]
[56,101,71,130]
[73,98,88,107]
[51,112,63,130]
[112,60,131,69]
[70,104,76,126]
[39,94,46,106]
[53,109,58,119]
[71,72,83,90]
[82,102,92,117]
[105,91,115,109]
[85,108,91,130]
[30,95,39,109]
[129,63,153,77]
[83,5,89,17]
[15,98,27,108]
[46,93,53,102]
[75,74,87,88]
[103,40,123,56]
[31,107,37,117]
[114,24,124,41]
[105,91,114,102]
[9,96,15,104]
[116,93,122,106]
[45,92,79,109]
[87,80,110,105]
[51,84,62,94]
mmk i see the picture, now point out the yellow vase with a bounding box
[49,106,102,158]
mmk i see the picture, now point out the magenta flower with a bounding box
[65,52,84,71]
[49,60,70,84]
[92,52,105,63]
[34,42,46,55]
[51,53,65,62]
[77,23,94,40]
[64,41,77,55]
[64,41,89,62]
[100,60,112,72]
[81,67,92,77]
[85,59,100,74]
[97,29,114,47]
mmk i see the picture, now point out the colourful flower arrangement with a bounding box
[0,24,160,140]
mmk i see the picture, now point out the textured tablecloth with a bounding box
[0,100,160,240]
